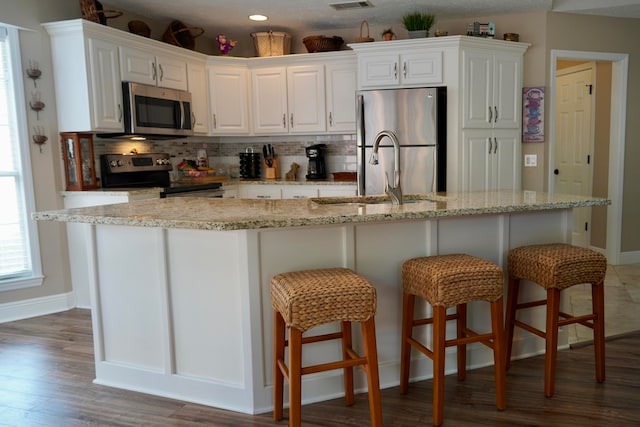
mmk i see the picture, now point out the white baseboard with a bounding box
[0,292,76,324]
[619,250,640,265]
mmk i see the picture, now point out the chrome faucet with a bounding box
[369,130,402,205]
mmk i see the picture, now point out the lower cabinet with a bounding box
[238,184,356,199]
[461,129,520,191]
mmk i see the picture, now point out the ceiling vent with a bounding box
[329,1,374,11]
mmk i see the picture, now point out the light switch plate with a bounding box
[524,154,537,167]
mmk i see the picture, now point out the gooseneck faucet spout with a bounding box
[369,130,402,205]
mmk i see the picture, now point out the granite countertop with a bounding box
[34,190,610,231]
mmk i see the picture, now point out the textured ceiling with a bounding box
[101,0,640,42]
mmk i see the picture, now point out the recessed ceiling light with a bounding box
[249,14,268,21]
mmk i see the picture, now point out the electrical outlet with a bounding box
[524,154,537,167]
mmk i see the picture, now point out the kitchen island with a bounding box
[33,190,609,414]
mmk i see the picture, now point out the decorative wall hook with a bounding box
[29,92,45,119]
[26,60,41,87]
[32,126,48,153]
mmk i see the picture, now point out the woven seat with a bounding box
[400,254,506,426]
[505,243,607,397]
[271,268,382,427]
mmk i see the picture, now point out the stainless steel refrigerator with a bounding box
[356,87,446,196]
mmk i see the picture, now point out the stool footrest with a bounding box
[302,355,367,376]
[558,311,597,328]
[414,312,459,327]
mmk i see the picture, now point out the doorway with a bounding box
[548,50,628,265]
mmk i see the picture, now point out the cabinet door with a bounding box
[87,37,123,131]
[401,51,443,86]
[492,54,522,129]
[325,62,356,133]
[243,185,282,199]
[186,62,209,134]
[156,54,188,90]
[462,50,493,129]
[359,54,400,87]
[318,186,357,197]
[287,65,326,133]
[120,46,157,86]
[461,130,492,191]
[251,67,288,134]
[492,130,521,190]
[209,66,249,134]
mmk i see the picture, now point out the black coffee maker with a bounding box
[305,144,327,180]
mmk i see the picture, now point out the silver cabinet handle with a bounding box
[192,112,196,127]
[488,106,493,123]
[282,114,286,128]
[494,137,498,153]
[403,62,407,78]
[152,63,157,81]
[394,62,398,79]
[488,137,493,154]
[494,106,498,123]
[159,64,164,82]
[213,114,217,129]
[329,112,333,127]
[290,113,294,128]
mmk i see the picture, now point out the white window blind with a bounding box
[0,24,42,290]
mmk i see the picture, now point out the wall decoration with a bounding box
[523,86,544,142]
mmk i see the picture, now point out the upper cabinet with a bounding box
[250,52,356,135]
[208,61,250,135]
[251,64,325,134]
[120,46,188,90]
[356,48,442,88]
[461,49,523,129]
[325,59,357,133]
[186,60,210,134]
[45,20,123,133]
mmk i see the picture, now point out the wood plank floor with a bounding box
[0,309,639,426]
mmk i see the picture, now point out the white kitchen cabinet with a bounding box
[239,184,282,199]
[461,49,522,129]
[461,129,520,191]
[318,186,357,197]
[120,45,188,90]
[208,63,250,134]
[325,60,357,133]
[45,21,124,132]
[281,186,319,199]
[186,61,209,134]
[358,50,442,88]
[221,184,238,198]
[251,64,325,134]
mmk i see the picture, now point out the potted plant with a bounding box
[381,28,395,41]
[402,11,436,38]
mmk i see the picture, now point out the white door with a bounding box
[325,62,356,133]
[554,64,595,247]
[461,130,492,192]
[186,62,209,134]
[287,65,325,133]
[251,67,288,134]
[209,65,249,134]
[88,38,123,131]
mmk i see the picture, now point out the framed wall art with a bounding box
[523,86,544,142]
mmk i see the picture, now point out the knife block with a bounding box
[264,157,279,179]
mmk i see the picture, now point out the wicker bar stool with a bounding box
[505,243,607,397]
[271,268,383,427]
[400,254,506,426]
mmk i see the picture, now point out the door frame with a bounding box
[548,50,628,265]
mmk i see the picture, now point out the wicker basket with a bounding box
[80,0,122,25]
[251,31,291,57]
[354,20,375,43]
[302,35,344,53]
[128,20,151,38]
[162,20,204,50]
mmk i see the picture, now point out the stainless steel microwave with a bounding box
[121,81,194,137]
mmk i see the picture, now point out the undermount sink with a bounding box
[310,193,449,207]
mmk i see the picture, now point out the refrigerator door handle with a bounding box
[356,94,365,195]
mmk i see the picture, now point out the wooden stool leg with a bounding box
[362,317,383,427]
[400,292,415,394]
[288,328,303,426]
[432,305,447,427]
[273,311,286,421]
[491,297,507,410]
[456,303,467,381]
[341,321,355,406]
[504,277,519,370]
[544,288,561,397]
[592,281,606,383]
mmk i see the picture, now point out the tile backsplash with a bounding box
[93,134,357,180]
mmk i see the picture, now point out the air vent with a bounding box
[329,1,374,11]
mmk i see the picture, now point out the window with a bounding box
[0,25,42,290]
